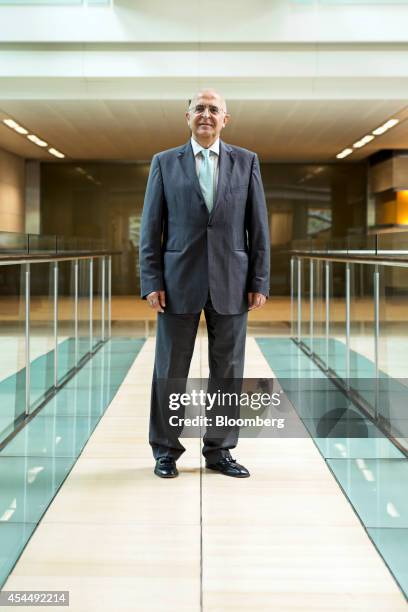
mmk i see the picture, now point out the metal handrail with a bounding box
[292,251,408,265]
[0,249,121,263]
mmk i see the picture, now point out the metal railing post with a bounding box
[54,261,58,388]
[346,262,351,384]
[290,256,294,339]
[297,257,302,344]
[325,260,330,371]
[74,259,79,366]
[89,258,93,352]
[101,256,106,342]
[309,259,314,355]
[374,265,380,419]
[108,255,112,340]
[25,263,30,415]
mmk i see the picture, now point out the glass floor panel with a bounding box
[327,458,408,529]
[368,528,408,598]
[0,415,101,458]
[0,456,73,523]
[0,337,145,589]
[256,337,408,599]
[0,523,37,586]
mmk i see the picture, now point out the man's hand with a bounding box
[147,291,166,313]
[248,292,266,311]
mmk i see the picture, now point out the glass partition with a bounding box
[311,259,326,366]
[291,245,408,454]
[92,257,103,349]
[56,236,83,255]
[102,256,111,340]
[0,229,113,448]
[327,262,347,378]
[0,253,113,447]
[57,260,76,384]
[349,263,376,378]
[327,237,348,256]
[299,258,311,353]
[28,234,57,254]
[376,265,408,440]
[347,234,376,256]
[378,264,408,379]
[77,259,91,363]
[0,265,26,439]
[29,263,55,411]
[290,257,297,340]
[0,231,27,254]
[377,231,408,257]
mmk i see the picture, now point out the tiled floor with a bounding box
[0,334,407,610]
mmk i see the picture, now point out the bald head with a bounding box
[189,89,227,113]
[186,88,230,148]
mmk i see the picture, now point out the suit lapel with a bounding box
[177,141,206,206]
[210,140,234,221]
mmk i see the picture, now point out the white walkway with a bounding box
[3,334,407,611]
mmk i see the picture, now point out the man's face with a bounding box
[186,91,229,143]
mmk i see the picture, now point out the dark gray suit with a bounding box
[140,139,270,461]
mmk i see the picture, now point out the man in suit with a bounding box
[140,89,270,478]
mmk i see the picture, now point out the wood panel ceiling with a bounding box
[0,99,407,162]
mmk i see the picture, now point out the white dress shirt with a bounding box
[190,137,220,199]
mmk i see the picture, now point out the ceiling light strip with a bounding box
[27,134,48,147]
[336,116,400,160]
[353,134,374,149]
[2,116,66,159]
[372,118,399,136]
[2,118,28,135]
[336,148,353,160]
[48,147,65,159]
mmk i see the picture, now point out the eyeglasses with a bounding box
[189,104,225,116]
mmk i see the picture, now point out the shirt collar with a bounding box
[191,137,220,157]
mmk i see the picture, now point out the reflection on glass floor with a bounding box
[257,336,408,600]
[0,336,89,440]
[0,338,145,589]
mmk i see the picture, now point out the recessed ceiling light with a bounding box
[337,116,401,160]
[336,148,353,159]
[3,117,66,157]
[353,134,374,149]
[27,134,48,147]
[3,118,28,135]
[48,147,65,159]
[372,118,399,136]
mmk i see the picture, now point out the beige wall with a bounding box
[0,147,25,233]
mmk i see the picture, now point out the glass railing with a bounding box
[292,232,408,258]
[291,231,408,455]
[0,231,116,447]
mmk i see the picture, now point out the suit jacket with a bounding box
[139,139,270,315]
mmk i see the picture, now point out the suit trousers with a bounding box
[149,294,248,462]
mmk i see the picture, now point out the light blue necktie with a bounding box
[199,148,214,212]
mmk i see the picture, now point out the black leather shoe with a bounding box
[205,456,250,478]
[154,457,178,478]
